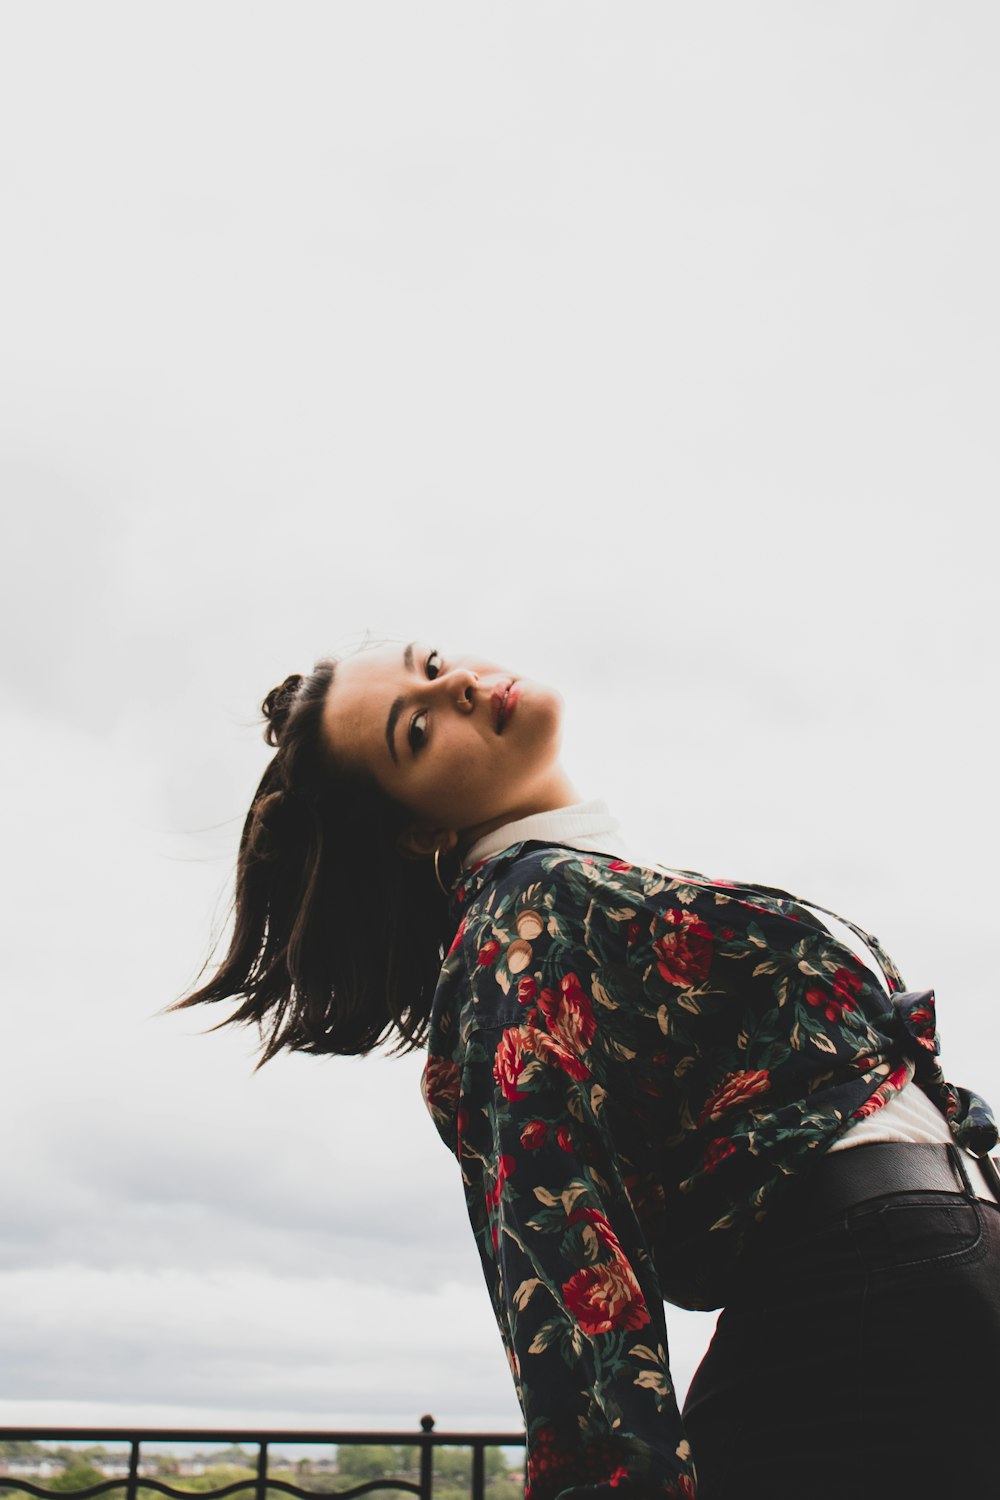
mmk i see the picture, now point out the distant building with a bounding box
[92,1460,133,1478]
[0,1460,65,1479]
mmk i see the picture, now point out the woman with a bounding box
[175,641,1000,1500]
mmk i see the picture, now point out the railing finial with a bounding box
[418,1416,435,1433]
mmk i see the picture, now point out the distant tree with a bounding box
[282,1471,342,1493]
[148,1455,179,1477]
[327,1443,521,1500]
[331,1446,409,1486]
[48,1462,104,1492]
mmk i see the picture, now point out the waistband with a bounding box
[775,1141,1000,1237]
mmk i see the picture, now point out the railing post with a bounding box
[255,1441,268,1500]
[471,1441,485,1500]
[418,1415,434,1500]
[127,1441,140,1500]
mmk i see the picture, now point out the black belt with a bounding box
[780,1141,1000,1233]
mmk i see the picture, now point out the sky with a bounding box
[2,0,998,1440]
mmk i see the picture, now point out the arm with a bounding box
[453,972,697,1499]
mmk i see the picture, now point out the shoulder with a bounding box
[442,847,828,1020]
[438,845,626,1029]
[457,841,656,936]
[454,845,804,953]
[448,846,709,1001]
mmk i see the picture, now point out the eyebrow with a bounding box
[385,642,416,766]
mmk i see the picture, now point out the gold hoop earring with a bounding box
[433,845,449,896]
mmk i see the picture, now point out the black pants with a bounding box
[682,1188,1000,1498]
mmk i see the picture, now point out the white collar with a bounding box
[462,799,629,868]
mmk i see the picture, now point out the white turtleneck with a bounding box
[463,798,629,868]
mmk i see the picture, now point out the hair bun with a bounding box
[262,673,304,746]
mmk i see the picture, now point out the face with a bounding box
[321,641,576,849]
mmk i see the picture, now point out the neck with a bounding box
[457,769,580,858]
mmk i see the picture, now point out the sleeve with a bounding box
[454,905,697,1500]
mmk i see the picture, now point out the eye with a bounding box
[425,649,443,680]
[408,709,429,752]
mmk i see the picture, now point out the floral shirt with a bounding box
[421,842,997,1500]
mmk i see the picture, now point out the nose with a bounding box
[435,666,479,711]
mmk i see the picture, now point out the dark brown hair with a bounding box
[170,659,456,1065]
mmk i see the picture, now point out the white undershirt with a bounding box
[464,801,951,1150]
[463,799,630,867]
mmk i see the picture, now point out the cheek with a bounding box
[408,751,487,824]
[514,698,562,765]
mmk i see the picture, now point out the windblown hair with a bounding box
[171,660,456,1065]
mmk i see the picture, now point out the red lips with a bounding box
[491,680,519,733]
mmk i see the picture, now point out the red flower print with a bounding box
[446,918,466,956]
[484,1153,516,1248]
[608,859,632,872]
[492,1152,516,1200]
[852,1091,887,1122]
[494,1158,515,1194]
[520,1120,547,1149]
[494,1023,590,1100]
[805,987,846,1022]
[556,1125,574,1152]
[537,987,559,1021]
[653,908,714,987]
[527,1024,591,1082]
[561,972,587,1002]
[626,920,641,947]
[562,1258,650,1336]
[807,966,864,1022]
[852,1065,908,1123]
[702,1137,737,1173]
[477,939,501,968]
[699,1068,771,1125]
[832,966,863,1002]
[566,1206,625,1257]
[905,996,937,1051]
[517,975,538,1006]
[806,968,863,1022]
[579,1441,632,1487]
[526,1427,574,1498]
[422,1056,460,1120]
[545,973,597,1056]
[493,1027,532,1101]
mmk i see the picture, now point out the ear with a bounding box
[397,825,459,859]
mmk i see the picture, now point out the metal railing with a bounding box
[0,1419,526,1500]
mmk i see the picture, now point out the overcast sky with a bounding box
[2,0,998,1439]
